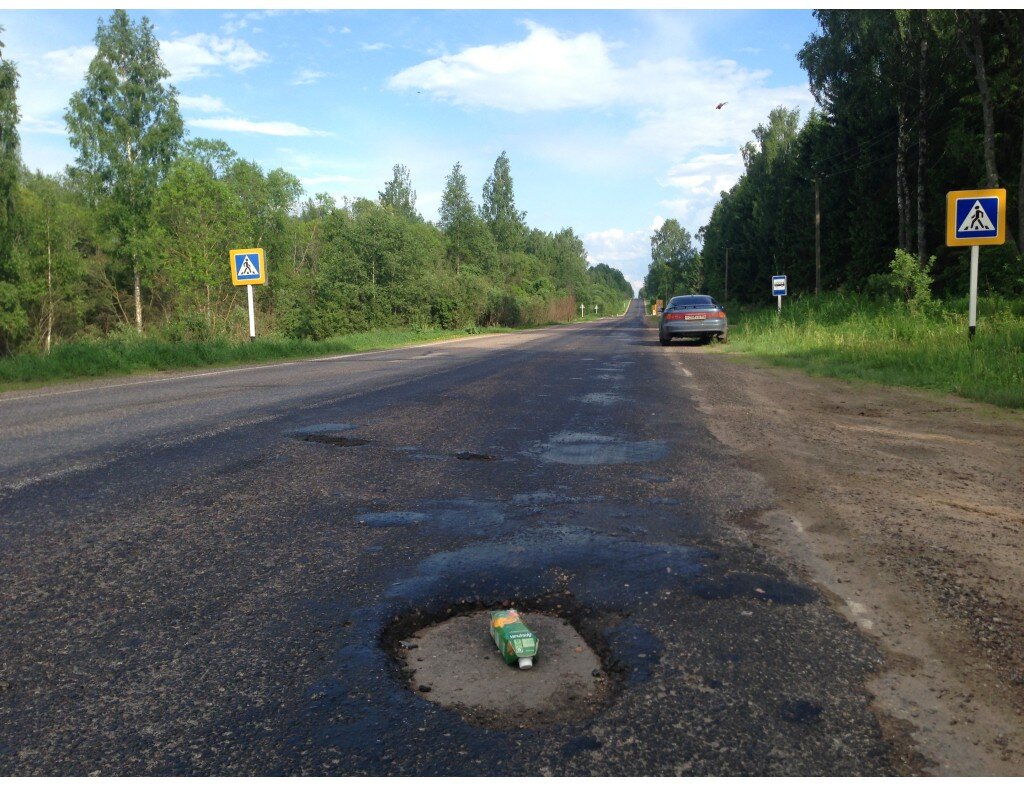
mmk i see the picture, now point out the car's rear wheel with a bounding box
[659,334,671,346]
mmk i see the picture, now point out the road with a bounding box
[0,300,912,775]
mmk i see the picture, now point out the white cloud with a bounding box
[293,69,326,86]
[178,94,226,113]
[585,227,650,266]
[189,117,326,137]
[389,22,616,112]
[389,21,814,239]
[42,45,96,81]
[160,34,267,81]
[220,10,284,36]
[659,152,744,229]
[18,116,66,135]
[361,42,389,52]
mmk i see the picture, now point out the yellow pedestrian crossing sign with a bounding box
[230,248,267,286]
[946,189,1006,247]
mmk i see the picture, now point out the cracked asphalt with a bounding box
[0,301,915,775]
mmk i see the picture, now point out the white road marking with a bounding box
[679,366,693,378]
[0,329,532,405]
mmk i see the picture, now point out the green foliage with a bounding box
[724,293,1024,409]
[702,10,1023,306]
[643,219,701,301]
[889,248,934,311]
[0,19,629,367]
[0,28,22,352]
[481,151,526,253]
[64,11,183,333]
[379,163,419,220]
[14,171,92,351]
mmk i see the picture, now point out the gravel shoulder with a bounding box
[672,346,1024,776]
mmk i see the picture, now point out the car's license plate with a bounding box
[684,314,706,320]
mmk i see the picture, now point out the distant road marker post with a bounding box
[230,248,267,341]
[772,275,787,314]
[946,188,1006,341]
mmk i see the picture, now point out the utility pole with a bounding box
[814,177,821,295]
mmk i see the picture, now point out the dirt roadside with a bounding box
[674,346,1024,776]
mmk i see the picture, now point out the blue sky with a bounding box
[2,8,819,292]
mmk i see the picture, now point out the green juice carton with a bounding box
[489,609,539,669]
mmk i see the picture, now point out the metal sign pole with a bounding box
[777,294,782,315]
[968,244,979,341]
[247,284,256,341]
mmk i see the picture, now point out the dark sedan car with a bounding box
[658,294,728,345]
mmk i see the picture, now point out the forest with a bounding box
[0,12,632,358]
[644,10,1024,307]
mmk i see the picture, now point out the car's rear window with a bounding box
[669,295,715,307]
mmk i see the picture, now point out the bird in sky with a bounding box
[715,101,729,110]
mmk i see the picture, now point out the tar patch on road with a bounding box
[397,610,612,730]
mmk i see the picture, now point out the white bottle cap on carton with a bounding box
[518,657,533,670]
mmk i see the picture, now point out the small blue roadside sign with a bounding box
[230,247,266,286]
[772,275,787,296]
[946,189,1005,247]
[945,188,1006,342]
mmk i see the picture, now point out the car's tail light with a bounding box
[712,310,726,319]
[665,312,687,320]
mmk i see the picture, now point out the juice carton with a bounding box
[489,609,539,669]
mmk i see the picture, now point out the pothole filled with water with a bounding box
[302,434,370,446]
[290,424,369,446]
[389,608,618,730]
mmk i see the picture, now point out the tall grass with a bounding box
[724,293,1024,409]
[0,326,509,390]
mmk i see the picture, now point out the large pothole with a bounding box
[397,610,614,730]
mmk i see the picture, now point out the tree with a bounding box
[379,163,418,220]
[16,172,91,353]
[152,157,246,334]
[646,219,701,301]
[65,10,183,333]
[439,162,494,275]
[481,151,526,253]
[0,27,23,353]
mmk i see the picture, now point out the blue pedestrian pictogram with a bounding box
[954,197,999,240]
[234,252,261,280]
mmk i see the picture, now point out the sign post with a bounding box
[946,188,1006,341]
[230,248,267,341]
[772,275,787,314]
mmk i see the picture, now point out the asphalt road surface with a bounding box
[0,300,910,775]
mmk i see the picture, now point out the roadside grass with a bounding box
[721,293,1024,410]
[0,326,512,391]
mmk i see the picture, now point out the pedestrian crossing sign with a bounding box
[946,189,1006,247]
[230,248,266,286]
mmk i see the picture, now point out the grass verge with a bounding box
[721,294,1024,410]
[0,326,512,392]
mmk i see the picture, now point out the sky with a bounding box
[1,7,820,294]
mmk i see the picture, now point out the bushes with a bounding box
[725,292,1024,409]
